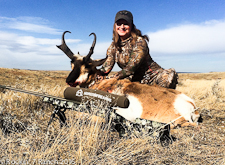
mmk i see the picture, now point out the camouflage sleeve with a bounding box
[99,43,116,75]
[116,38,148,79]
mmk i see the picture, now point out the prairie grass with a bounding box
[177,79,225,110]
[0,68,225,164]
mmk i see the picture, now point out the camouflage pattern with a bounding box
[100,36,178,89]
[43,95,171,141]
[141,66,178,89]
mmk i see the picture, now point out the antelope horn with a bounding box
[85,33,96,63]
[57,31,74,60]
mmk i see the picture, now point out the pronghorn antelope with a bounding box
[91,78,200,128]
[57,31,200,128]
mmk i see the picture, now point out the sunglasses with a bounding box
[116,22,130,26]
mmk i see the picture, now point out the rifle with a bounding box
[0,84,79,126]
[0,84,170,141]
[0,84,127,125]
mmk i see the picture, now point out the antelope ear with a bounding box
[90,57,107,67]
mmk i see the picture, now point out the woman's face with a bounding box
[115,19,131,41]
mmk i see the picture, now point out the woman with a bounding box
[99,10,178,89]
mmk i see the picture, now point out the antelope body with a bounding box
[91,78,200,127]
[57,31,200,128]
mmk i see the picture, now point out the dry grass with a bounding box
[177,73,225,110]
[0,68,225,164]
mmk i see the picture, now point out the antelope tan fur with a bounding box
[91,78,200,128]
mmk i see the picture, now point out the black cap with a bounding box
[115,10,133,25]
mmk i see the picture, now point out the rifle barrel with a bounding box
[0,84,80,104]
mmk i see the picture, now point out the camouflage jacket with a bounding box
[100,36,162,82]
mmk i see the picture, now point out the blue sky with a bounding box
[0,0,225,72]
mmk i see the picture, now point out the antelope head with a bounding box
[57,31,107,87]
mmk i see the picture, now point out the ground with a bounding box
[0,68,224,164]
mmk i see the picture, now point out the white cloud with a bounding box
[0,30,108,70]
[0,31,80,55]
[0,16,224,72]
[0,30,82,70]
[0,16,61,34]
[9,22,61,35]
[0,16,110,70]
[148,19,225,55]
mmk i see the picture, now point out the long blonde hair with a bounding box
[112,23,149,51]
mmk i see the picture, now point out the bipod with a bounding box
[48,106,67,128]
